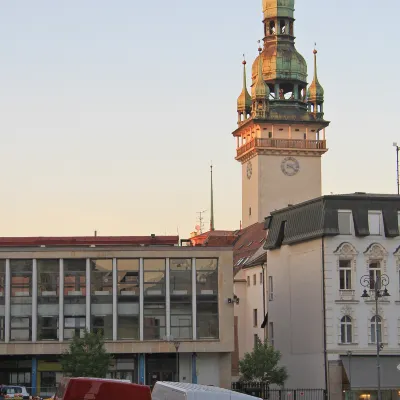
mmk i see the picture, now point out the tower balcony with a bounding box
[236,137,327,160]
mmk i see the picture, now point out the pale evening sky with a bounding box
[0,0,398,238]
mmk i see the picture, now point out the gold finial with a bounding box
[313,42,318,55]
[242,53,246,65]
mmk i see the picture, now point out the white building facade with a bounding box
[265,194,400,400]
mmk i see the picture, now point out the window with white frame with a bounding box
[338,211,352,235]
[339,260,352,290]
[340,316,352,344]
[247,276,250,287]
[369,261,382,290]
[253,309,258,327]
[269,322,274,347]
[368,211,381,235]
[370,316,382,343]
[268,276,274,301]
[253,274,256,286]
[260,272,263,285]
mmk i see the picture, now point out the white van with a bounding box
[152,382,263,400]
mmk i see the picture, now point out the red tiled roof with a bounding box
[232,222,266,265]
[0,236,179,247]
[188,222,266,271]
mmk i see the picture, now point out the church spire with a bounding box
[237,56,252,124]
[307,46,325,116]
[251,45,269,119]
[210,163,215,231]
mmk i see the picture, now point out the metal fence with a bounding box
[231,382,327,400]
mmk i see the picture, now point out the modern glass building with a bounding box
[0,236,234,397]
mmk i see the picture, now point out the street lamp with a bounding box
[346,350,352,400]
[173,340,181,382]
[393,142,399,195]
[165,335,181,382]
[360,274,390,400]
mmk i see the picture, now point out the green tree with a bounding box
[239,338,288,386]
[60,329,113,378]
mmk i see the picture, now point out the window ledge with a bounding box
[337,342,358,346]
[335,300,360,304]
[368,343,388,346]
[364,300,390,304]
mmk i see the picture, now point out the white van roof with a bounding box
[152,382,262,400]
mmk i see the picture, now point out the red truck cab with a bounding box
[54,378,151,400]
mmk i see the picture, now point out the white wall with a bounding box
[197,353,220,386]
[324,232,400,356]
[267,240,326,389]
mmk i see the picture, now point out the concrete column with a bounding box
[31,357,37,395]
[294,84,299,99]
[236,137,239,148]
[113,258,117,341]
[5,259,10,343]
[166,258,170,338]
[59,259,64,342]
[288,125,292,139]
[32,259,37,343]
[192,258,197,340]
[139,258,144,341]
[86,258,91,331]
[274,83,279,99]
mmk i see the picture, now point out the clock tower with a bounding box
[234,0,329,228]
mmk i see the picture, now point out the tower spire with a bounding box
[210,163,215,231]
[237,55,252,124]
[307,44,325,116]
[251,43,269,118]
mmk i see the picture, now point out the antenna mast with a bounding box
[210,162,215,231]
[196,210,206,234]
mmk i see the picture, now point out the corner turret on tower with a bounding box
[237,58,252,124]
[251,46,270,119]
[307,48,325,117]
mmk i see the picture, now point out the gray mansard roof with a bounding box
[264,193,400,250]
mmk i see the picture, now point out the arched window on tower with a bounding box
[269,21,276,35]
[280,20,286,34]
[289,21,294,36]
[340,316,352,344]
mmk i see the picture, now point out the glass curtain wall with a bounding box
[170,259,192,339]
[64,259,86,339]
[90,259,113,340]
[117,259,140,340]
[143,259,166,340]
[0,260,5,341]
[196,259,219,339]
[37,259,59,340]
[10,260,33,341]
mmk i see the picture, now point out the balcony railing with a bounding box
[236,138,327,157]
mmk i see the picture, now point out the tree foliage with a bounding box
[239,338,288,386]
[60,329,113,378]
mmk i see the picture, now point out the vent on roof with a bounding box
[247,241,253,247]
[259,238,265,243]
[238,244,244,250]
[236,258,244,266]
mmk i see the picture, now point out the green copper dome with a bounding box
[252,43,308,85]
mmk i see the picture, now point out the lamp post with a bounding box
[393,142,399,195]
[173,340,180,382]
[360,274,390,400]
[346,350,352,400]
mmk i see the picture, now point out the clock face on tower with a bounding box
[281,156,300,176]
[247,161,252,179]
